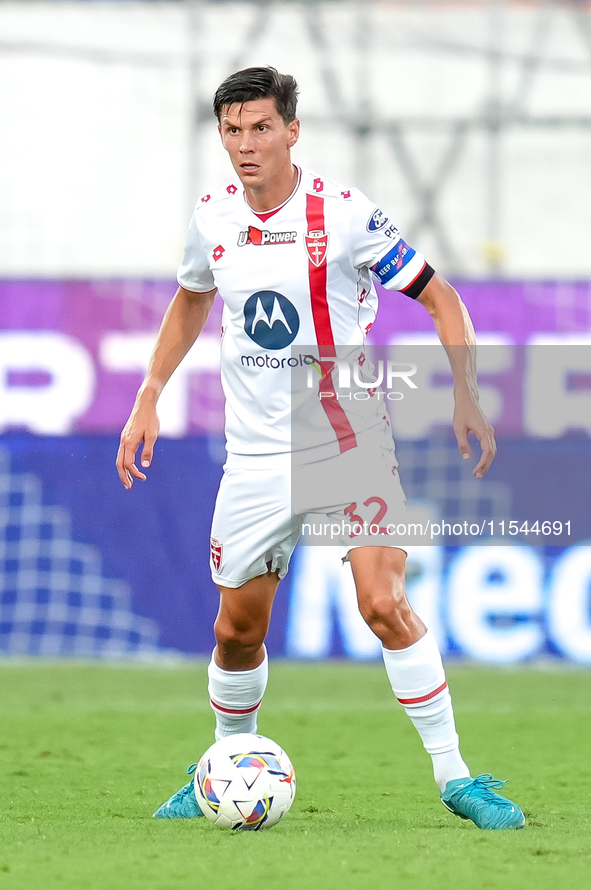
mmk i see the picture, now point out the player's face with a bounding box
[218,98,299,193]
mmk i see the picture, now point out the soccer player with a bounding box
[116,67,524,830]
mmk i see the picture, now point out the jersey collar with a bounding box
[245,165,302,223]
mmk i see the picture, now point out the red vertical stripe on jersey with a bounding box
[319,366,358,453]
[305,193,357,454]
[306,194,334,352]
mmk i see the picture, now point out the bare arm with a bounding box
[116,285,217,488]
[417,272,496,478]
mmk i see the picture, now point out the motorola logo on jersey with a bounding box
[367,208,389,232]
[243,291,300,349]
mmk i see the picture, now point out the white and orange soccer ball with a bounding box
[193,733,296,830]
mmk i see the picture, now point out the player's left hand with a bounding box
[453,393,496,479]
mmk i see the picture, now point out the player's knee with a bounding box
[358,594,390,629]
[214,615,267,654]
[359,592,413,633]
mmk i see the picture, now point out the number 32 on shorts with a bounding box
[344,497,389,537]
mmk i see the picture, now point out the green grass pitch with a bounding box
[1,662,591,890]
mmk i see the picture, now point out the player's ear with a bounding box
[287,118,300,148]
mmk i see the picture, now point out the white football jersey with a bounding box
[177,167,430,458]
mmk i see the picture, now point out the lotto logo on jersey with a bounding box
[237,226,297,247]
[210,538,223,573]
[243,291,300,349]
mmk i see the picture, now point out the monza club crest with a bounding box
[210,538,223,573]
[305,230,329,267]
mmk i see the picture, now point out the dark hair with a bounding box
[213,66,299,125]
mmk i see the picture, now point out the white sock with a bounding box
[382,630,470,792]
[207,649,268,741]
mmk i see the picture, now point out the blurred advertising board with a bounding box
[1,279,591,661]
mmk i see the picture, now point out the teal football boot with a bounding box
[153,764,204,819]
[441,774,525,830]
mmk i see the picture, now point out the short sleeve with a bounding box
[349,189,431,296]
[177,211,216,293]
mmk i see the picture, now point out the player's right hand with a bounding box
[116,398,160,490]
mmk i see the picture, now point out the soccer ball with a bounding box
[193,733,296,830]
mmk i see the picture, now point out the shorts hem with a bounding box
[211,566,288,589]
[342,542,408,562]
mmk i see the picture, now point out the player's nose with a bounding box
[239,132,255,152]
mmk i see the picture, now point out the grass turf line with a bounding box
[1,663,590,890]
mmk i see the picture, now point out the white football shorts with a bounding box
[209,433,408,588]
